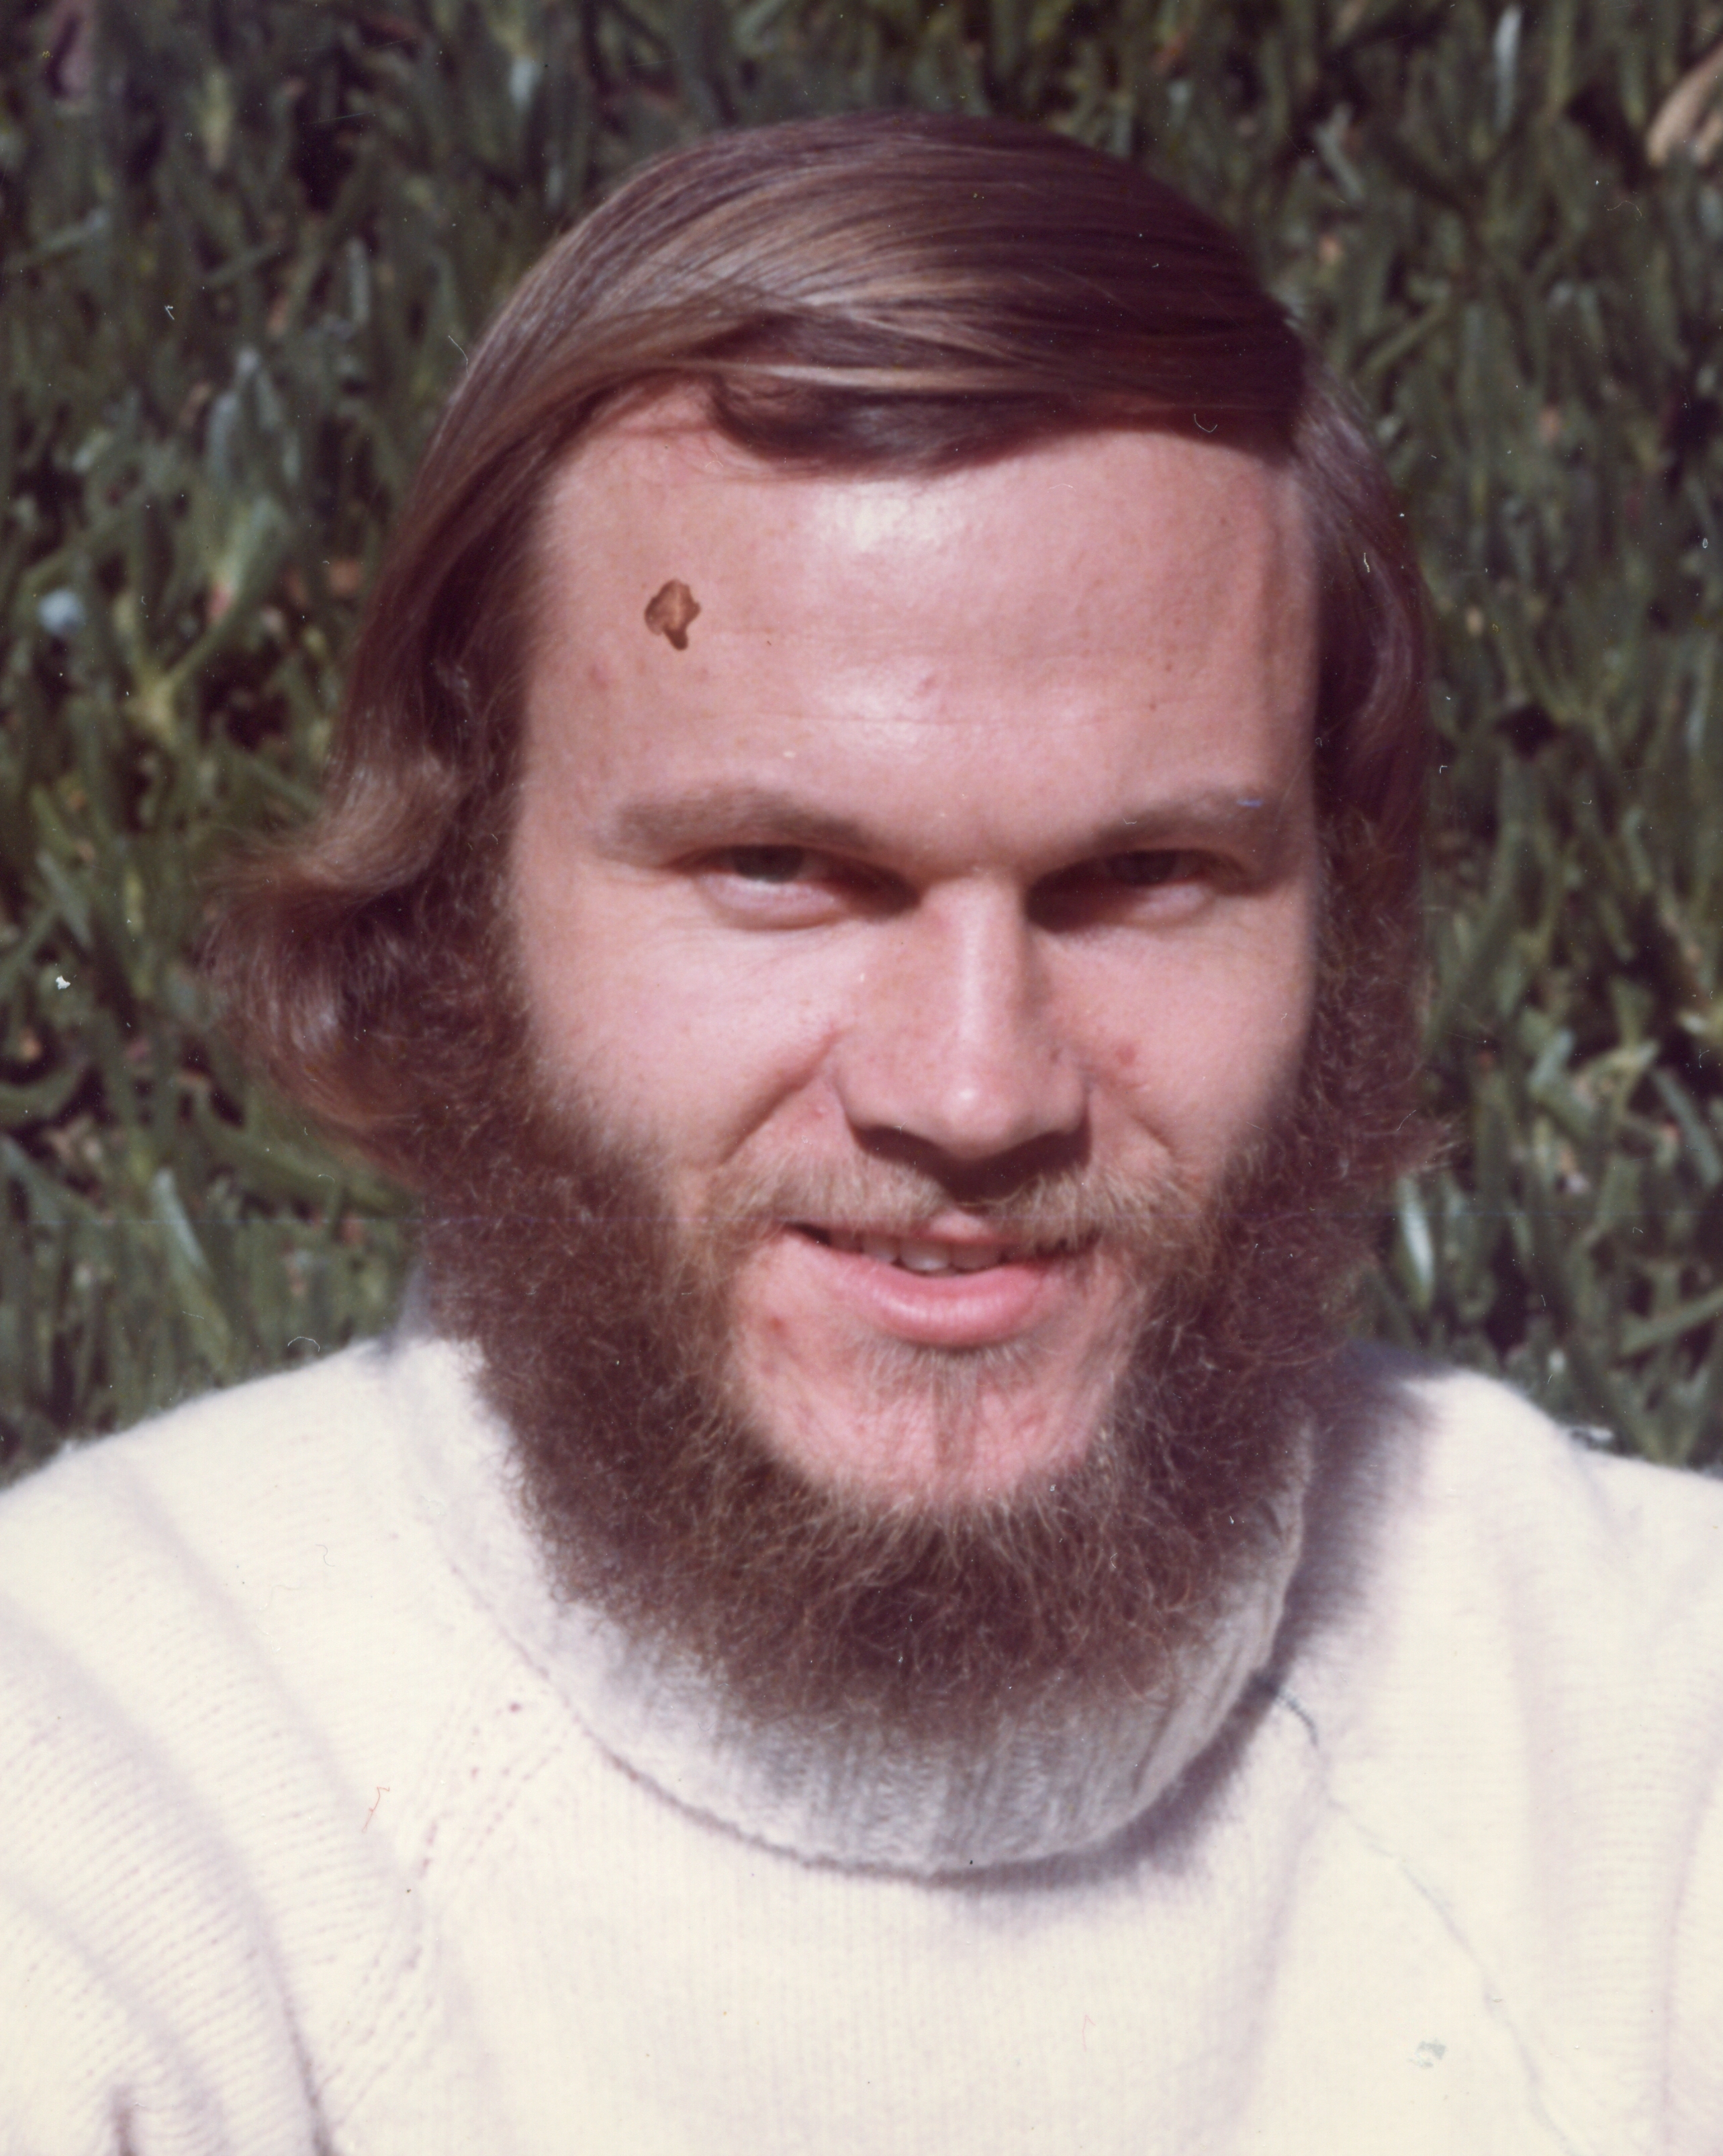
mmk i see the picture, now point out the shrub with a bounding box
[4,0,1722,1476]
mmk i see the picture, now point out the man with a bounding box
[3,111,1720,2154]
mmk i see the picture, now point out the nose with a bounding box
[832,882,1088,1180]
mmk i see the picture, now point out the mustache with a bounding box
[698,1152,1209,1257]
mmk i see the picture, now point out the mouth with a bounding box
[792,1224,1086,1276]
[747,1218,1121,1361]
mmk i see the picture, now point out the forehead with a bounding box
[522,408,1318,833]
[535,404,1312,635]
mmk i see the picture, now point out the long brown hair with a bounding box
[208,111,1428,1186]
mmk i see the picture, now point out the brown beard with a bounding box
[420,895,1424,1759]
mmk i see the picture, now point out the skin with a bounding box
[511,406,1323,1506]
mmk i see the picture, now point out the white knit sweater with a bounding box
[2,1330,1720,2155]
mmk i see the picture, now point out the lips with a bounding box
[772,1222,1099,1350]
[795,1224,1080,1275]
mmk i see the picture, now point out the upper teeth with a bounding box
[821,1230,1027,1273]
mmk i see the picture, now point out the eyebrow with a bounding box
[1084,793,1293,862]
[604,784,1299,870]
[606,788,878,859]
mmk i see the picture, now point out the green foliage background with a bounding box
[4,0,1723,1480]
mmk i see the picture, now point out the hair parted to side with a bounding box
[207,111,1429,1188]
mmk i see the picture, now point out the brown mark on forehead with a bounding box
[644,578,701,651]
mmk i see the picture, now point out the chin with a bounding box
[735,1347,1125,1509]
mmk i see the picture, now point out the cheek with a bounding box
[514,890,841,1164]
[1092,909,1319,1177]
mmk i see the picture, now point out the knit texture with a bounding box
[2,1330,1720,2153]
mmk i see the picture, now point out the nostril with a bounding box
[853,1120,1091,1204]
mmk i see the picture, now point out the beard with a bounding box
[420,895,1424,1775]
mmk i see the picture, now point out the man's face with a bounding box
[510,411,1322,1508]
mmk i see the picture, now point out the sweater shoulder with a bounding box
[0,1339,496,1777]
[0,1342,526,2152]
[1,1351,389,1687]
[1292,1351,1723,1850]
[1388,1357,1723,1647]
[1267,1357,1723,2137]
[0,1340,400,1554]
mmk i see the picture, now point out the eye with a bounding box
[719,845,812,884]
[1031,845,1217,930]
[695,843,902,926]
[1097,849,1205,888]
